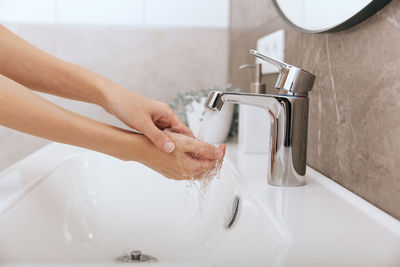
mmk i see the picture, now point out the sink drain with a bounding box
[224,195,240,228]
[116,250,158,263]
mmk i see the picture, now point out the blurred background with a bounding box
[0,0,230,170]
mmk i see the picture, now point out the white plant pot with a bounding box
[186,97,234,144]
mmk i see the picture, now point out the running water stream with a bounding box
[185,109,223,219]
[197,108,220,142]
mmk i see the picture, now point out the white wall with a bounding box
[0,0,230,28]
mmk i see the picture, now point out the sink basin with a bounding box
[0,143,399,266]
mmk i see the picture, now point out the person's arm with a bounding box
[0,26,107,107]
[0,74,223,180]
[0,25,193,153]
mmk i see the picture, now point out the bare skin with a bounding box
[0,25,225,180]
[161,131,226,180]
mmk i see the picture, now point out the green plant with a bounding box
[169,85,240,140]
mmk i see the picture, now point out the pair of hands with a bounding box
[0,24,223,180]
[105,87,225,180]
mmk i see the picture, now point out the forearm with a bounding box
[0,74,144,161]
[0,25,118,109]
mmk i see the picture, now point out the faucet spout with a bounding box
[206,91,281,112]
[205,50,315,187]
[205,91,309,187]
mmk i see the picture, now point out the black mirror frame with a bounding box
[272,0,392,33]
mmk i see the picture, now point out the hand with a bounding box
[105,86,194,153]
[135,131,226,180]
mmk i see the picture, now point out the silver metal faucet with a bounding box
[205,50,316,187]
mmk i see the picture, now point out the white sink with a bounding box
[0,143,399,266]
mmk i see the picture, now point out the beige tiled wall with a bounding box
[0,24,228,170]
[229,0,400,219]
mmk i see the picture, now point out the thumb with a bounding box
[218,144,226,157]
[143,122,175,153]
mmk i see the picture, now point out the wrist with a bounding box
[97,79,132,115]
[91,76,121,112]
[98,127,144,162]
[118,132,155,164]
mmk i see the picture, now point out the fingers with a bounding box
[195,159,218,175]
[218,144,226,158]
[189,145,225,179]
[174,124,195,138]
[162,107,194,137]
[155,119,193,138]
[181,157,217,179]
[185,139,223,160]
[142,120,176,153]
[162,129,221,160]
[163,146,224,181]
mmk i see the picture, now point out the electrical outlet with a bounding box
[256,29,285,74]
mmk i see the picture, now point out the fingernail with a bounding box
[163,141,175,153]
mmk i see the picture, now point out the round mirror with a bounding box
[272,0,391,33]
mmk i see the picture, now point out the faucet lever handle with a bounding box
[249,50,289,70]
[249,49,316,96]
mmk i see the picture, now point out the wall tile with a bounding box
[230,0,278,31]
[0,0,231,28]
[56,0,144,26]
[229,0,400,219]
[0,0,56,24]
[144,0,230,28]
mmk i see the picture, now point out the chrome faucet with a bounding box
[205,50,316,187]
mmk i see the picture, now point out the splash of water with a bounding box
[197,109,218,142]
[184,108,223,219]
